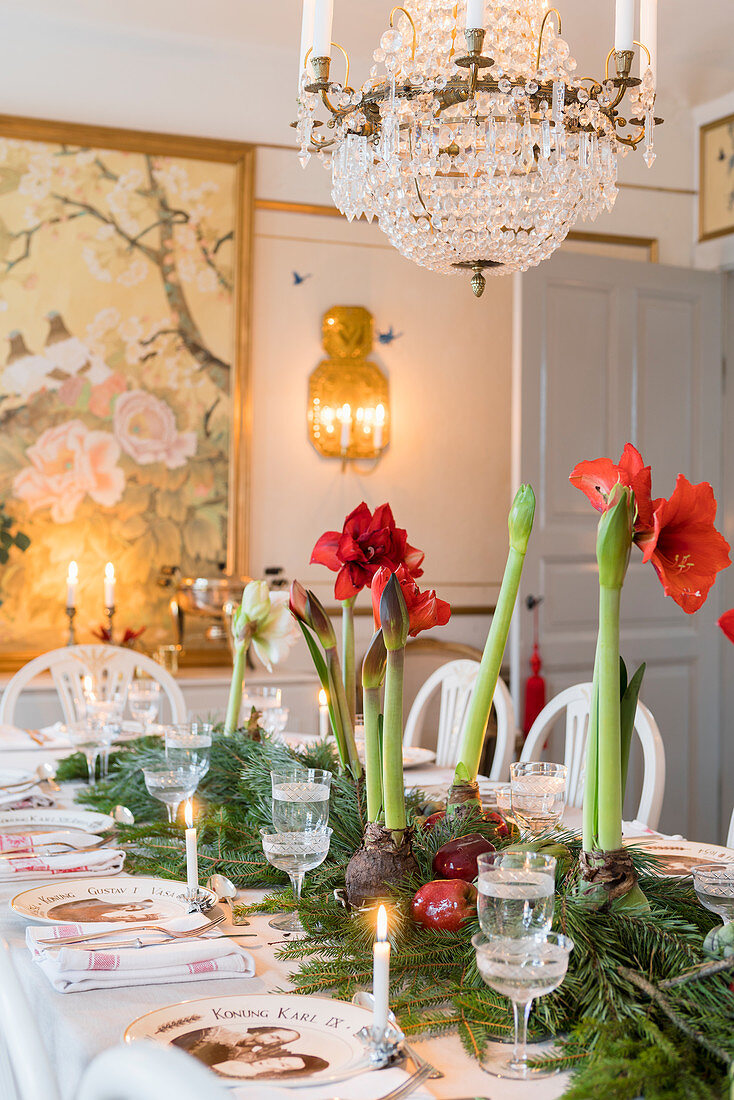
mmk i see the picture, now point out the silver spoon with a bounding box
[112,805,135,825]
[205,873,248,925]
[36,762,60,791]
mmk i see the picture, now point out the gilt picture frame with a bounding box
[0,115,254,669]
[699,111,734,242]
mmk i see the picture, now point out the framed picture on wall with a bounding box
[0,115,254,668]
[699,112,734,241]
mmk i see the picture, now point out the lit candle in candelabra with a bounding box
[374,404,385,451]
[66,561,78,609]
[318,688,330,737]
[372,904,390,1038]
[614,0,634,52]
[184,799,199,897]
[104,562,116,608]
[465,0,484,29]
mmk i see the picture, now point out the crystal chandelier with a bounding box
[295,0,662,296]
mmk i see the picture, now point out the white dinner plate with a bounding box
[0,808,114,834]
[624,837,734,877]
[401,746,436,769]
[125,994,375,1088]
[0,767,35,788]
[11,875,216,924]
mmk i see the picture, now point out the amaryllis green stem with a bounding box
[382,647,406,831]
[582,644,600,851]
[456,546,526,782]
[224,643,247,735]
[363,684,383,821]
[341,596,356,722]
[327,648,362,779]
[597,585,623,851]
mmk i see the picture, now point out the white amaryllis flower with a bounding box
[231,581,298,671]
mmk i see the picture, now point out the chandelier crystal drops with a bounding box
[295,0,661,296]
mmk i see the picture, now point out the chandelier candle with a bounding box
[299,0,316,80]
[311,0,333,60]
[372,905,390,1038]
[614,0,634,51]
[184,799,198,898]
[465,0,485,29]
[640,0,658,81]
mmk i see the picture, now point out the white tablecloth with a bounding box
[0,743,570,1100]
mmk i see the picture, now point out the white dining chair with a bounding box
[0,939,61,1100]
[403,659,517,780]
[520,682,666,829]
[77,1042,227,1100]
[0,645,187,728]
[727,807,734,849]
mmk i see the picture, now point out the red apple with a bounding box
[421,811,446,831]
[432,833,496,881]
[411,879,478,931]
[484,810,510,840]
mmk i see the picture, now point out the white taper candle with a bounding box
[104,562,115,608]
[465,0,484,29]
[640,0,657,81]
[185,799,199,895]
[614,0,634,51]
[299,0,316,87]
[318,689,330,737]
[372,904,390,1037]
[312,0,333,59]
[66,561,78,609]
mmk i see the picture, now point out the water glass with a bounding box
[128,679,161,733]
[473,932,574,1079]
[510,762,567,833]
[261,686,282,707]
[261,826,332,932]
[477,851,556,940]
[142,765,199,823]
[260,707,290,737]
[165,723,213,778]
[692,863,734,924]
[271,768,332,833]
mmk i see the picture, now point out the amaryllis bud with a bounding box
[379,571,409,651]
[305,590,337,649]
[362,629,387,689]
[597,486,633,589]
[508,484,536,554]
[289,580,310,625]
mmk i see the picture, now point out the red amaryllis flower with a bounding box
[570,443,654,529]
[719,609,734,644]
[636,476,731,614]
[371,564,451,638]
[311,502,424,601]
[91,624,145,646]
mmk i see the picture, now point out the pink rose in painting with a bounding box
[89,372,127,418]
[113,389,196,469]
[12,419,125,524]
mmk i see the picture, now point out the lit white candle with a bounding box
[374,404,385,451]
[465,0,484,29]
[372,904,390,1037]
[319,688,330,737]
[614,0,634,51]
[339,404,352,451]
[312,0,333,59]
[104,562,116,608]
[185,799,199,895]
[66,561,78,609]
[299,0,316,88]
[640,0,657,82]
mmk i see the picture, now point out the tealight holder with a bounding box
[186,887,210,914]
[356,1021,404,1068]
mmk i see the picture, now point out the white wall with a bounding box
[694,90,734,272]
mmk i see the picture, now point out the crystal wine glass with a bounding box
[260,707,290,738]
[68,722,105,784]
[165,723,213,778]
[261,826,332,932]
[271,768,332,832]
[472,932,574,1079]
[142,765,199,824]
[510,762,567,834]
[693,863,734,925]
[477,851,556,940]
[128,679,161,734]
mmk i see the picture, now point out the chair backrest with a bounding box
[0,940,60,1100]
[77,1043,227,1100]
[0,646,187,727]
[520,681,666,829]
[727,806,734,849]
[404,659,517,779]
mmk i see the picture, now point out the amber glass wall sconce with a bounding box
[308,306,390,465]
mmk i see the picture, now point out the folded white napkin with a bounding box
[0,722,71,751]
[27,914,256,993]
[231,1066,435,1100]
[0,831,101,853]
[0,846,124,881]
[0,787,55,811]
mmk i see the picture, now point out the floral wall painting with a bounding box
[0,116,254,663]
[699,112,734,241]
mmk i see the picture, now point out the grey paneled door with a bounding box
[515,252,725,841]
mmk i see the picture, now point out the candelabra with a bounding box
[295,0,662,295]
[105,604,116,646]
[65,606,77,647]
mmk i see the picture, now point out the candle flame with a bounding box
[67,561,78,582]
[376,904,388,941]
[184,799,194,829]
[319,688,328,707]
[105,562,115,581]
[83,675,93,692]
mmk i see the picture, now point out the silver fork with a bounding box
[334,1064,432,1100]
[38,912,226,946]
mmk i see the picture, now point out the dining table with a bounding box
[0,735,601,1100]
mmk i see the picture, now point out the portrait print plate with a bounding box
[11,875,216,924]
[624,838,734,877]
[124,994,376,1087]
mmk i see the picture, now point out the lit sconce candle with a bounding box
[339,403,352,451]
[465,0,484,29]
[614,0,634,52]
[66,561,78,609]
[312,0,333,59]
[373,904,390,1037]
[374,404,385,451]
[104,562,116,608]
[318,688,330,737]
[640,0,657,82]
[299,0,316,85]
[184,799,199,896]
